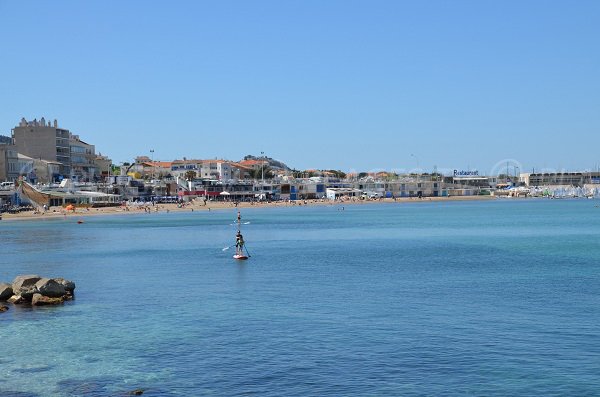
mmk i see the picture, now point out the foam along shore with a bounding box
[0,195,497,221]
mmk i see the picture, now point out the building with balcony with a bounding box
[170,159,251,180]
[520,172,600,187]
[12,117,108,181]
[94,154,112,180]
[69,135,97,181]
[0,135,19,181]
[12,117,71,177]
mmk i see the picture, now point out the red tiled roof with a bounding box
[239,159,267,166]
[142,161,173,168]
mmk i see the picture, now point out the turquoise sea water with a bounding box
[1,199,600,396]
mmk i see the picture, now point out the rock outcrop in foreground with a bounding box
[0,275,75,309]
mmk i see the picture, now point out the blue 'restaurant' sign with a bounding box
[454,170,479,176]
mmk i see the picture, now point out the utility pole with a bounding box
[150,149,155,181]
[261,151,265,184]
[107,162,111,184]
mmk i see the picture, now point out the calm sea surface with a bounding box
[1,199,600,396]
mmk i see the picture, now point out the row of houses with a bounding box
[176,178,455,202]
[126,157,269,181]
[519,172,600,187]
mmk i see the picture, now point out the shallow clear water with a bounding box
[1,199,600,396]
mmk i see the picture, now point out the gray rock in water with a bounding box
[52,278,76,293]
[35,278,66,298]
[12,275,41,299]
[0,283,13,301]
[32,293,64,306]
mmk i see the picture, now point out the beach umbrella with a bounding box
[220,191,230,196]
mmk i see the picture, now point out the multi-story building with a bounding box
[17,154,35,181]
[0,135,19,181]
[12,117,109,181]
[33,158,62,183]
[94,154,112,180]
[12,117,71,177]
[170,159,251,180]
[69,135,97,181]
[521,172,600,187]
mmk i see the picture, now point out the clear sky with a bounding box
[1,1,599,175]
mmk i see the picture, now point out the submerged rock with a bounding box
[0,305,8,312]
[32,293,64,306]
[0,283,13,301]
[35,278,66,298]
[11,275,41,299]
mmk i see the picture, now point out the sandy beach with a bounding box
[1,195,496,221]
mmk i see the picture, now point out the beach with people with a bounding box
[1,195,496,221]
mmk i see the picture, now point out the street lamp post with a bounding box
[261,151,265,184]
[411,153,420,196]
[150,149,155,181]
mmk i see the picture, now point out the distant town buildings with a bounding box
[520,172,600,187]
[10,117,111,182]
[12,117,72,177]
[170,159,251,180]
[4,116,600,210]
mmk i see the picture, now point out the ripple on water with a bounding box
[2,201,600,396]
[0,392,42,397]
[55,376,177,397]
[12,365,53,374]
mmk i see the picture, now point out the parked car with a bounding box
[0,181,14,190]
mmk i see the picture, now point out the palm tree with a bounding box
[184,170,197,181]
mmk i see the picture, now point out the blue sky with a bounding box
[1,1,598,175]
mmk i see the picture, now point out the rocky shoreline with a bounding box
[0,275,75,311]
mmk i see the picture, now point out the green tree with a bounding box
[185,170,197,181]
[249,167,273,180]
[326,169,347,179]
